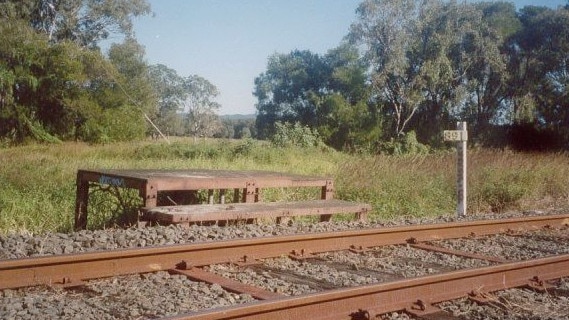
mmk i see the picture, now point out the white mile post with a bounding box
[443,122,468,218]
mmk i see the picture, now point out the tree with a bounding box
[0,19,50,142]
[317,94,381,151]
[254,44,376,150]
[254,50,328,138]
[183,75,222,139]
[461,1,517,138]
[92,38,155,141]
[413,0,507,142]
[506,6,569,135]
[0,0,154,144]
[147,64,186,136]
[0,18,120,143]
[350,0,423,138]
[0,0,151,48]
[317,44,380,151]
[350,0,506,143]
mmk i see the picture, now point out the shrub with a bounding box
[477,172,528,212]
[378,131,430,155]
[270,122,322,148]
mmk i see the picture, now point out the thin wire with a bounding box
[99,60,170,144]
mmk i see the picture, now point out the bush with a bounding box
[378,131,430,155]
[270,122,323,148]
[473,169,530,212]
[81,105,147,143]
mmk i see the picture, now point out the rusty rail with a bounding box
[1,214,568,290]
[167,254,569,320]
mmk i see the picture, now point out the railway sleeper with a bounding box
[140,199,371,226]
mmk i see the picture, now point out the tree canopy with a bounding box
[254,0,569,152]
[0,0,229,144]
[0,0,151,48]
[3,0,569,151]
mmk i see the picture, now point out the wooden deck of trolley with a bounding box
[74,169,350,230]
[143,199,371,225]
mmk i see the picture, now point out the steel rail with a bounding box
[1,214,568,290]
[168,254,569,320]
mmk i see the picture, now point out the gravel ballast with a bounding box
[1,209,568,319]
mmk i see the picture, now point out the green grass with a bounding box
[1,139,568,234]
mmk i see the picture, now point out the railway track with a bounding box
[1,213,569,319]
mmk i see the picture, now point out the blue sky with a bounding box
[122,0,567,115]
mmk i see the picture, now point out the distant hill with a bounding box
[220,114,256,121]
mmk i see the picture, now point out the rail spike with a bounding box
[175,260,192,270]
[527,275,555,293]
[349,309,371,320]
[405,299,443,317]
[289,248,311,261]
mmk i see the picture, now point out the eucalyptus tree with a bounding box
[537,8,569,134]
[350,0,506,142]
[463,1,519,135]
[506,6,569,133]
[82,38,155,141]
[147,64,186,136]
[183,75,222,140]
[0,0,151,48]
[349,0,424,138]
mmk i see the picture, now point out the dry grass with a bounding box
[336,149,569,220]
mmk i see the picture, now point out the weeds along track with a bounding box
[1,214,569,319]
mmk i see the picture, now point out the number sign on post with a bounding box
[444,122,468,217]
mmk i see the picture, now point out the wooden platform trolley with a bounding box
[74,169,371,230]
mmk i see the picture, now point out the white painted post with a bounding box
[456,122,467,217]
[443,122,468,218]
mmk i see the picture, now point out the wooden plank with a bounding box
[143,199,371,223]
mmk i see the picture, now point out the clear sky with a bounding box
[122,0,567,115]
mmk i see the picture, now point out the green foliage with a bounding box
[0,16,154,145]
[270,122,322,148]
[0,19,47,142]
[0,1,169,145]
[183,75,222,139]
[134,139,269,162]
[251,0,568,151]
[478,171,528,213]
[107,38,156,113]
[232,139,255,157]
[86,186,142,229]
[508,7,569,134]
[90,105,148,143]
[147,64,186,136]
[0,0,151,48]
[254,45,369,147]
[317,94,383,152]
[378,131,430,155]
[24,118,62,144]
[135,141,230,160]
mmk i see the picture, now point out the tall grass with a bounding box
[335,153,456,219]
[1,139,568,234]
